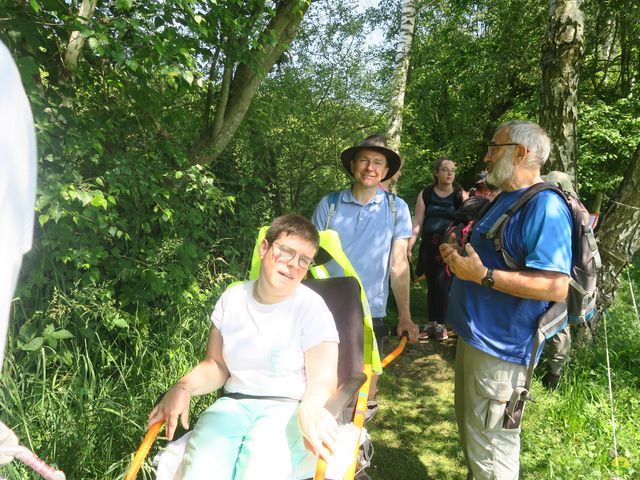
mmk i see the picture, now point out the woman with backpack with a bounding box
[408,158,466,340]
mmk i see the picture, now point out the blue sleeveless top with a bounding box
[422,189,457,236]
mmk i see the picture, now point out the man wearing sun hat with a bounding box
[312,134,419,408]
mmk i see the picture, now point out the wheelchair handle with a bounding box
[313,372,368,480]
[314,457,329,480]
[380,335,408,368]
[124,420,163,480]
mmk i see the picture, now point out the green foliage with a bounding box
[393,0,640,202]
[225,0,386,218]
[522,266,640,479]
[1,0,640,477]
[397,0,547,196]
[578,99,640,205]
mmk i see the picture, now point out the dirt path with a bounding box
[365,334,466,479]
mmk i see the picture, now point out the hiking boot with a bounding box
[420,323,437,340]
[542,371,561,390]
[435,324,448,341]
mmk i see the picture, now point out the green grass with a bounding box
[1,269,639,479]
[521,273,640,480]
[368,336,465,479]
[371,271,640,479]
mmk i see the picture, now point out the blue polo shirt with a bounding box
[312,188,412,318]
[447,188,572,365]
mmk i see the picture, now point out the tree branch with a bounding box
[63,0,98,73]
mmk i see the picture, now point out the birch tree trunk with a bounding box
[539,0,584,178]
[383,0,416,193]
[386,0,416,152]
[596,143,640,313]
[64,0,98,73]
[192,0,311,166]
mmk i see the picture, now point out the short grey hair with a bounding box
[497,120,551,168]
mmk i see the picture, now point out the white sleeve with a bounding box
[0,41,37,374]
[300,294,339,352]
[210,289,228,330]
[0,41,37,256]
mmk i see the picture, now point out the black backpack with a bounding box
[483,182,601,412]
[444,195,492,249]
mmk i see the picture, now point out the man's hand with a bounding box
[0,421,19,465]
[397,314,419,344]
[439,242,487,285]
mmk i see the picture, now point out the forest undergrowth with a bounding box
[1,264,639,479]
[370,265,640,479]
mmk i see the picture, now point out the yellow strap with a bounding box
[249,228,381,373]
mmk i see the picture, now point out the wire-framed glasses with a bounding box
[272,241,315,270]
[486,143,520,154]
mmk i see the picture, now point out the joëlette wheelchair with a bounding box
[124,229,407,480]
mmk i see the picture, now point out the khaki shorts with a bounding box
[454,337,527,480]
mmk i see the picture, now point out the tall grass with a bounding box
[2,258,639,479]
[0,266,238,479]
[522,265,640,479]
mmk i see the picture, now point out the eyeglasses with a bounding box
[486,143,520,154]
[438,168,456,174]
[272,241,315,270]
[355,157,387,171]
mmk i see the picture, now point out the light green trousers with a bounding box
[178,396,311,480]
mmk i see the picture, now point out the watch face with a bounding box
[482,270,494,288]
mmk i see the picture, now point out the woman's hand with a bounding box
[297,403,338,461]
[147,384,191,440]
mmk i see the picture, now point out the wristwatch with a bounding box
[481,269,495,288]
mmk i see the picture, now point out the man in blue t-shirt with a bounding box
[312,135,419,408]
[440,120,572,480]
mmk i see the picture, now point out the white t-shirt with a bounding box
[0,41,37,372]
[212,281,339,400]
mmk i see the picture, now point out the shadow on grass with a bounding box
[366,336,467,479]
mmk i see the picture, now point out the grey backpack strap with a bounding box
[325,191,340,230]
[386,191,397,224]
[503,302,567,430]
[484,183,562,270]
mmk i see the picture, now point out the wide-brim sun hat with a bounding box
[340,135,402,182]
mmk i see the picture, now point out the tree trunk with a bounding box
[192,0,311,166]
[202,48,220,132]
[618,11,631,97]
[539,0,584,179]
[596,143,640,313]
[63,0,98,72]
[386,0,417,153]
[211,50,234,142]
